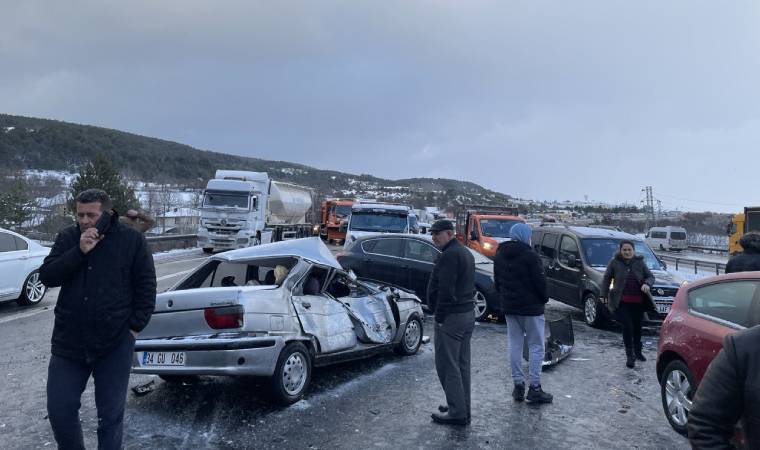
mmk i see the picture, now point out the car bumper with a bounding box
[131,335,286,377]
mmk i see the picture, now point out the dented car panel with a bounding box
[132,238,424,404]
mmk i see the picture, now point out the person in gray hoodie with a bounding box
[493,223,552,404]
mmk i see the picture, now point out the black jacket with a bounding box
[600,253,656,313]
[726,233,760,274]
[688,325,760,450]
[40,213,157,362]
[493,241,548,316]
[427,238,475,321]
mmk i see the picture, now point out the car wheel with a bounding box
[159,374,198,384]
[394,316,423,356]
[16,270,47,306]
[269,342,312,405]
[474,290,488,322]
[202,248,213,254]
[660,359,695,435]
[583,294,606,328]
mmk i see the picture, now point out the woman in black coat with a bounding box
[600,240,656,368]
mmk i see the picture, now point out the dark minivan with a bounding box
[531,225,685,327]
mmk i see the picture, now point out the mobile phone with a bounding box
[95,210,114,236]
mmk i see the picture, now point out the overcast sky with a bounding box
[2,1,759,212]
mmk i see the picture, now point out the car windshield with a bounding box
[335,205,352,217]
[480,219,522,238]
[350,212,408,232]
[580,238,664,270]
[203,192,250,209]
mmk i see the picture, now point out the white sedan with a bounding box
[0,228,50,306]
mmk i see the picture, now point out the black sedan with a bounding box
[336,233,497,321]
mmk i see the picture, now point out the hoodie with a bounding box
[726,232,760,274]
[493,235,548,316]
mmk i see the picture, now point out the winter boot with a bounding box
[625,347,635,368]
[525,385,553,404]
[635,343,646,362]
[512,383,526,402]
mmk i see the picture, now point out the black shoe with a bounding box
[512,383,526,402]
[437,405,471,422]
[625,347,636,368]
[635,345,646,362]
[525,385,553,404]
[431,412,468,426]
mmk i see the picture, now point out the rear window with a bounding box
[174,257,298,290]
[366,238,402,258]
[688,280,760,328]
[0,233,16,252]
[540,233,558,259]
[670,232,686,240]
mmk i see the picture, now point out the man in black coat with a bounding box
[726,232,760,273]
[493,223,552,404]
[688,325,760,449]
[40,189,156,450]
[427,219,475,425]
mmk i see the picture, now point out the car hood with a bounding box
[213,237,342,270]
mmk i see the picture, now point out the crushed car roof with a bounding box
[213,237,342,270]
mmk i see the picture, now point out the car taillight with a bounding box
[204,305,244,329]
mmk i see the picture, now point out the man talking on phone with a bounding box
[40,189,156,449]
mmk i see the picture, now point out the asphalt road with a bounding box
[0,247,689,449]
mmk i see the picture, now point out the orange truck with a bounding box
[319,198,354,244]
[455,205,524,258]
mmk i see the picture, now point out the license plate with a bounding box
[140,351,186,366]
[656,303,671,314]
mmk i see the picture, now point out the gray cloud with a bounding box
[2,0,759,211]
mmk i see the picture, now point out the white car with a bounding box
[0,228,50,306]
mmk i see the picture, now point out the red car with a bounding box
[656,271,760,435]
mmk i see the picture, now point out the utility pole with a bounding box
[642,186,655,229]
[656,199,663,223]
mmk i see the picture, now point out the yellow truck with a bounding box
[728,207,760,255]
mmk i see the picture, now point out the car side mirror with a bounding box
[469,231,478,241]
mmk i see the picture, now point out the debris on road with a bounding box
[131,379,156,397]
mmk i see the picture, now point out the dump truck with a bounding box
[319,198,354,244]
[197,170,313,253]
[728,206,760,255]
[455,205,524,258]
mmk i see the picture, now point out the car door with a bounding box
[554,235,583,306]
[537,232,559,299]
[0,232,27,300]
[401,238,439,299]
[360,238,404,286]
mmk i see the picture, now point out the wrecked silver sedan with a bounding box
[132,238,424,404]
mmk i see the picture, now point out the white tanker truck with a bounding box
[197,170,314,253]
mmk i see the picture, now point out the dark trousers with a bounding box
[434,311,474,419]
[617,302,644,351]
[47,333,135,450]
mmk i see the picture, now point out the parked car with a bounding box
[336,233,496,321]
[645,226,688,251]
[0,228,49,306]
[656,271,760,436]
[132,237,424,405]
[531,225,685,327]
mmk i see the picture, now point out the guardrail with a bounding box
[687,245,729,254]
[658,254,726,276]
[146,234,198,252]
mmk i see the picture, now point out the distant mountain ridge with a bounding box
[0,113,512,208]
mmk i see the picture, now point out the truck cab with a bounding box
[343,202,418,249]
[728,207,760,255]
[455,206,523,258]
[320,199,354,244]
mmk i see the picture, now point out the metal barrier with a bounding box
[145,234,198,252]
[657,254,726,276]
[687,245,728,254]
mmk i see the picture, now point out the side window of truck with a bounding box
[540,233,558,259]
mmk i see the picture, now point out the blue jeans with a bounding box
[47,332,135,450]
[505,315,545,387]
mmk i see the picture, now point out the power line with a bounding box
[655,192,742,207]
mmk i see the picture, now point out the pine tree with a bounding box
[68,154,140,214]
[0,178,37,229]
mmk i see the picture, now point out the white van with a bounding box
[645,226,688,251]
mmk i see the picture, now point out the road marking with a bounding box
[157,269,194,282]
[158,256,209,266]
[0,307,52,324]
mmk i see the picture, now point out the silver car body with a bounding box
[132,237,424,377]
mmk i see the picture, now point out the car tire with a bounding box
[16,270,47,306]
[394,316,423,356]
[583,293,606,328]
[159,374,198,384]
[202,248,213,254]
[660,359,695,436]
[474,289,489,322]
[269,342,312,405]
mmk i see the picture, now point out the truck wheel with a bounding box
[583,293,606,328]
[16,270,47,306]
[394,317,423,356]
[269,342,311,405]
